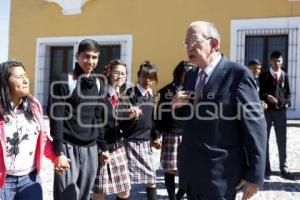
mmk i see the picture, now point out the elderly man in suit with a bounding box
[172,21,267,200]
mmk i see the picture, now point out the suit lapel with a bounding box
[203,57,227,97]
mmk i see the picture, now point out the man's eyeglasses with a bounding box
[183,37,212,49]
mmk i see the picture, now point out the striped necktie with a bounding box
[194,70,207,103]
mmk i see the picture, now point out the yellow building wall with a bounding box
[9,0,300,92]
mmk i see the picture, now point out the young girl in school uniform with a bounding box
[122,61,161,200]
[92,59,133,200]
[156,61,193,200]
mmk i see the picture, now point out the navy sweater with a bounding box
[120,86,160,140]
[49,66,104,154]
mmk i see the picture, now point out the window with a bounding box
[50,46,74,83]
[50,45,121,77]
[95,45,121,73]
[231,17,300,114]
[245,35,288,72]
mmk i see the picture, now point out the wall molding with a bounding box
[45,0,91,15]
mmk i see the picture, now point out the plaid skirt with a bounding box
[93,146,131,194]
[125,139,156,184]
[160,133,182,171]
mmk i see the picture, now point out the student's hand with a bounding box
[235,179,259,200]
[128,106,143,119]
[266,95,278,104]
[171,91,190,108]
[99,151,110,165]
[151,138,162,149]
[260,101,268,110]
[54,155,70,173]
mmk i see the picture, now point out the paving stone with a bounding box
[41,120,300,200]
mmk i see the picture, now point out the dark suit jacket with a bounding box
[177,56,267,198]
[259,69,290,110]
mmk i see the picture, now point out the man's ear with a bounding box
[210,38,219,51]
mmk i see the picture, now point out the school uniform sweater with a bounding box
[49,64,104,154]
[121,86,160,140]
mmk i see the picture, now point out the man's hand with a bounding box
[235,179,260,200]
[171,91,190,108]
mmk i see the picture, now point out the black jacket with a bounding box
[259,69,290,110]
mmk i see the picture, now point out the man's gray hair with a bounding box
[189,21,220,49]
[189,21,220,40]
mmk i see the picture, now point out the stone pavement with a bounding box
[40,120,300,200]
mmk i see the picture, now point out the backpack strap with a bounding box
[96,78,101,93]
[68,74,77,93]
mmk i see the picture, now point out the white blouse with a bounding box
[4,109,40,176]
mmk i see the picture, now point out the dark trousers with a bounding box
[265,109,287,173]
[186,183,236,200]
[53,143,98,200]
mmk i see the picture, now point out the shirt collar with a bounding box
[107,84,117,97]
[196,53,222,86]
[200,53,222,77]
[270,67,281,77]
[137,83,153,96]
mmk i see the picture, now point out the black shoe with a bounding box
[281,171,295,180]
[264,170,272,180]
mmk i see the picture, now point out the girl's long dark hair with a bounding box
[173,60,194,86]
[0,61,34,121]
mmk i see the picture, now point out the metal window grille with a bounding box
[235,28,298,110]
